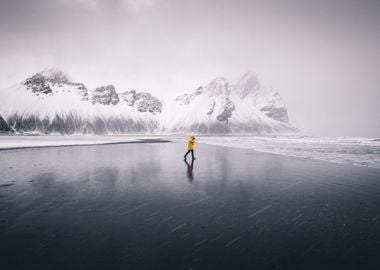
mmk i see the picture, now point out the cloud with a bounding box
[0,0,379,136]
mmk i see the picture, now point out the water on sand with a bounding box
[0,142,379,269]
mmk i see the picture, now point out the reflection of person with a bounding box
[184,136,196,160]
[184,159,194,181]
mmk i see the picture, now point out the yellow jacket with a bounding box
[187,137,195,150]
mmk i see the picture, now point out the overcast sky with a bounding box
[0,0,379,137]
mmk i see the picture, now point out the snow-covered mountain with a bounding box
[0,69,297,135]
[161,73,296,134]
[0,68,162,134]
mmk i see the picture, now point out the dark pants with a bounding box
[184,150,194,159]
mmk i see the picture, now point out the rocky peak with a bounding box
[175,77,231,105]
[120,90,137,106]
[232,72,260,98]
[173,72,291,126]
[91,85,120,105]
[38,68,72,85]
[24,73,53,95]
[204,76,231,97]
[120,90,162,114]
[23,68,89,100]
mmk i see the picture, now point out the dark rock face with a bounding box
[120,90,162,114]
[135,92,162,113]
[175,93,190,105]
[23,69,89,101]
[207,100,216,116]
[4,113,160,135]
[24,73,53,94]
[257,92,289,123]
[0,115,11,133]
[74,84,89,101]
[121,90,137,106]
[216,97,235,123]
[91,85,120,105]
[260,105,289,123]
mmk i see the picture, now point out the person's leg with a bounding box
[191,150,195,159]
[184,150,190,159]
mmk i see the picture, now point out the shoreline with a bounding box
[199,141,380,170]
[1,135,379,170]
[0,138,172,151]
[0,135,173,151]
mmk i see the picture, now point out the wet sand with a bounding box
[0,135,171,151]
[0,142,379,269]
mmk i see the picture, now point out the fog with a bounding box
[0,0,379,136]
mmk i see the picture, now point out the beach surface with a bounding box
[0,141,379,269]
[0,135,170,150]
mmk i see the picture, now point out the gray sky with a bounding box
[0,0,379,137]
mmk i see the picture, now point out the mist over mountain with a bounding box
[163,72,295,134]
[0,69,296,135]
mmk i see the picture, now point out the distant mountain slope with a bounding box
[0,69,297,135]
[0,68,162,134]
[161,73,297,134]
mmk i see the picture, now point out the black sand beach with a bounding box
[0,142,379,269]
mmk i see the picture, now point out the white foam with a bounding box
[198,136,380,169]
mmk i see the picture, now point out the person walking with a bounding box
[184,136,196,160]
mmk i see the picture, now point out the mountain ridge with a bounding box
[0,69,297,135]
[162,71,295,134]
